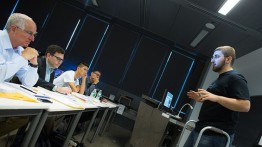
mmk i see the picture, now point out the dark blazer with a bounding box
[35,58,55,90]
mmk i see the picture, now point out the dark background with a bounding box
[0,0,207,114]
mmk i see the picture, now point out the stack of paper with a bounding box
[0,83,38,103]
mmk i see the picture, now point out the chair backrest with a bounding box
[194,126,230,147]
[176,120,230,147]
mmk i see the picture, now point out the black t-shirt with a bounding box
[195,70,250,135]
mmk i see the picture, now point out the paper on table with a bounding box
[0,83,38,103]
[37,86,84,109]
[71,92,91,102]
[0,83,16,93]
[0,92,38,102]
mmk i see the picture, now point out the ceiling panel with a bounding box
[187,0,225,12]
[96,0,117,16]
[227,0,262,31]
[169,7,209,46]
[76,0,262,58]
[196,22,248,57]
[146,0,180,38]
[114,0,141,26]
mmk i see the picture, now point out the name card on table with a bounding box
[117,104,125,115]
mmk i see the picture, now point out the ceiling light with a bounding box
[218,0,240,15]
[205,23,215,30]
[190,30,209,47]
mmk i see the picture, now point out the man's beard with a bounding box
[212,60,225,72]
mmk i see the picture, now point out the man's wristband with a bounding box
[29,63,38,68]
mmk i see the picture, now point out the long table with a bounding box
[0,82,119,147]
[0,94,50,147]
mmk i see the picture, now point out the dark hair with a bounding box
[92,70,101,75]
[45,45,65,55]
[78,62,89,68]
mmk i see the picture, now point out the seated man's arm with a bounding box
[0,55,28,82]
[16,47,39,87]
[68,82,79,93]
[35,77,55,91]
[79,76,86,94]
[16,66,39,87]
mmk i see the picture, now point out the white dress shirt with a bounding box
[0,30,39,86]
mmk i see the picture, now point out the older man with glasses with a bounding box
[0,13,39,85]
[0,13,39,138]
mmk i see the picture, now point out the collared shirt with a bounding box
[45,60,54,82]
[0,30,39,86]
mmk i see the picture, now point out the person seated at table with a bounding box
[44,63,87,135]
[34,44,71,94]
[80,70,101,96]
[80,70,107,103]
[75,70,107,134]
[53,62,88,94]
[0,13,39,137]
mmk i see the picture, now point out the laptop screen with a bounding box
[163,91,173,109]
[160,89,174,113]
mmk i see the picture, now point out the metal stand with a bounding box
[177,120,230,147]
[194,126,230,147]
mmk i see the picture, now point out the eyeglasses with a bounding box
[211,55,229,60]
[211,55,222,60]
[52,54,64,62]
[16,26,37,38]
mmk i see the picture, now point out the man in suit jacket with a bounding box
[35,44,71,94]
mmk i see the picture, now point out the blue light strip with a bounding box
[65,19,81,50]
[3,0,20,29]
[172,59,195,109]
[152,51,173,97]
[119,35,141,84]
[89,24,109,70]
[41,13,50,30]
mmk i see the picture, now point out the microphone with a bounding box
[173,103,193,120]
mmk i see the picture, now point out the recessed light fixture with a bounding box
[190,30,209,47]
[190,23,215,47]
[205,23,215,30]
[218,0,240,15]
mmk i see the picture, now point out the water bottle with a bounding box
[96,90,102,100]
[90,89,97,98]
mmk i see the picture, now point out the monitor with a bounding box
[160,89,174,112]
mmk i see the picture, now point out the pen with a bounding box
[34,95,50,99]
[20,85,37,94]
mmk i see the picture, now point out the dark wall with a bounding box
[0,0,18,29]
[1,0,207,111]
[93,24,140,85]
[234,95,262,147]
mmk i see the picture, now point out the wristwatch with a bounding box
[29,63,38,68]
